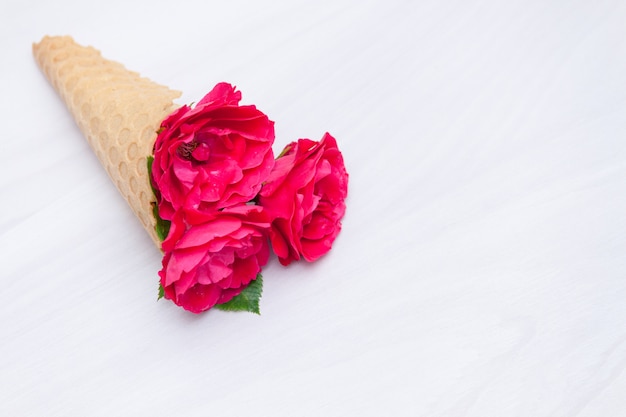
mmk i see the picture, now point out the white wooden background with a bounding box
[2,0,625,415]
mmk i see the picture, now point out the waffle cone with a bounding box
[33,36,181,248]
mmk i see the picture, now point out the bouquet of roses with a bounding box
[33,36,348,314]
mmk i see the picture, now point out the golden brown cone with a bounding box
[33,36,181,248]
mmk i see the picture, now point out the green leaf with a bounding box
[158,283,165,300]
[147,155,154,176]
[152,203,171,242]
[276,144,292,159]
[147,156,171,242]
[215,274,263,314]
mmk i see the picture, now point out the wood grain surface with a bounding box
[1,0,625,415]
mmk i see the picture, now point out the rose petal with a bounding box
[176,218,242,248]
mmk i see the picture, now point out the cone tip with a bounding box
[33,35,77,53]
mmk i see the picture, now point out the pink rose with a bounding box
[159,204,270,313]
[151,83,275,221]
[259,133,348,266]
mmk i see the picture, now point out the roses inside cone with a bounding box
[33,36,349,315]
[151,83,349,313]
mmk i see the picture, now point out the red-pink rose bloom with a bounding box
[159,204,270,314]
[259,133,348,266]
[151,83,275,222]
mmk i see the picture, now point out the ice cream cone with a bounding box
[33,36,181,248]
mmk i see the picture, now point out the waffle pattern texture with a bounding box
[33,36,181,248]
